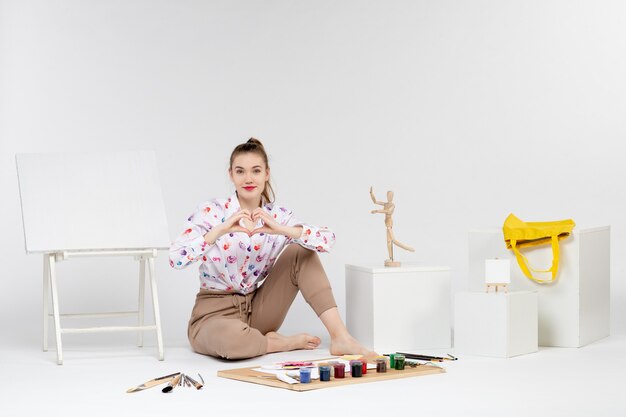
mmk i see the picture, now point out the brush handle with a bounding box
[185,374,204,390]
[127,375,179,393]
[162,374,182,393]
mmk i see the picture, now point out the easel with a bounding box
[42,249,164,365]
[17,151,170,364]
[485,259,510,295]
[485,283,509,293]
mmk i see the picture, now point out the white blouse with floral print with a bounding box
[169,193,335,294]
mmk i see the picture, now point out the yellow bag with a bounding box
[503,214,576,284]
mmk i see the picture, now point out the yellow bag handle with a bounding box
[509,235,560,284]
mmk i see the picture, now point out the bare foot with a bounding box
[266,331,321,353]
[330,334,377,359]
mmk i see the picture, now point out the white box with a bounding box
[345,264,451,352]
[468,226,610,347]
[454,291,538,358]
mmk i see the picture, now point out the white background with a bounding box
[1,0,625,351]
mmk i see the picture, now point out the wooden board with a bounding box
[217,360,445,391]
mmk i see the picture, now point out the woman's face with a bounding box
[229,152,269,202]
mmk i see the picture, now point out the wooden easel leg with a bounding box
[148,257,164,361]
[137,257,146,347]
[43,254,49,352]
[48,254,63,365]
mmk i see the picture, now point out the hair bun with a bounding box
[247,137,264,147]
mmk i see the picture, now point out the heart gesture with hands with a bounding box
[248,208,303,239]
[204,208,303,245]
[217,208,288,237]
[250,208,285,236]
[221,208,283,237]
[221,209,255,235]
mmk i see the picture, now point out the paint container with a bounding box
[389,353,396,368]
[317,362,329,378]
[394,354,406,370]
[327,361,339,377]
[376,359,387,373]
[350,360,363,377]
[374,355,390,370]
[383,356,392,369]
[333,363,345,379]
[299,367,311,384]
[317,362,333,376]
[360,359,368,375]
[319,366,331,382]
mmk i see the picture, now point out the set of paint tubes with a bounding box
[296,352,457,384]
[298,357,388,383]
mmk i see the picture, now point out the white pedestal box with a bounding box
[454,291,538,358]
[468,227,610,347]
[345,264,451,352]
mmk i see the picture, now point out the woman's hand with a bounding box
[223,209,255,234]
[250,208,302,239]
[203,209,253,244]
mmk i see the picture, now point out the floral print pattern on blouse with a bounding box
[169,193,335,294]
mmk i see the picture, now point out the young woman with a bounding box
[169,138,373,360]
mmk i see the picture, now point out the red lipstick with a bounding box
[243,186,256,191]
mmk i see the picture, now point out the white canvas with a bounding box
[485,259,511,284]
[16,151,171,252]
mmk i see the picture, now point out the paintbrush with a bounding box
[126,372,181,393]
[184,374,204,390]
[162,373,182,393]
[395,352,458,362]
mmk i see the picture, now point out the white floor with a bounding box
[2,335,625,417]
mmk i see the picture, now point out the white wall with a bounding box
[1,0,625,350]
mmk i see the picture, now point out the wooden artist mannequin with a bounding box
[370,187,415,267]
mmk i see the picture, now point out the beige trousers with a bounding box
[187,244,337,360]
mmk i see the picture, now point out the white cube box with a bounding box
[454,291,538,358]
[345,264,451,352]
[468,226,610,347]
